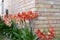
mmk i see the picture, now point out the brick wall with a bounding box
[12,0,35,13]
[4,0,12,14]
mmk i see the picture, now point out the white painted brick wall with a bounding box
[12,0,35,13]
[4,0,12,14]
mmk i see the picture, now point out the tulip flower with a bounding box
[38,33,42,38]
[49,27,54,32]
[28,11,32,15]
[8,14,13,19]
[43,34,47,39]
[36,29,44,39]
[32,13,38,18]
[36,27,55,40]
[17,11,38,21]
[18,13,22,17]
[36,29,41,34]
[27,11,38,20]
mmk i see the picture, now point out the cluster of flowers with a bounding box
[3,11,38,26]
[36,26,55,40]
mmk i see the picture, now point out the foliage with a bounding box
[0,17,37,40]
[0,11,59,40]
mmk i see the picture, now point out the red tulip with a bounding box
[49,27,54,33]
[48,32,55,39]
[36,29,41,34]
[27,11,34,19]
[22,12,26,15]
[36,29,44,39]
[20,12,28,20]
[18,12,29,20]
[22,12,31,20]
[28,11,38,19]
[25,14,30,20]
[51,33,55,38]
[8,14,13,19]
[37,33,42,38]
[43,34,47,39]
[18,13,22,17]
[33,13,38,18]
[18,13,24,20]
[28,11,32,15]
[21,15,26,20]
[13,14,17,19]
[3,15,7,20]
[3,14,9,23]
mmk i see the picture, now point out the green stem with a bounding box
[23,20,27,28]
[29,20,33,34]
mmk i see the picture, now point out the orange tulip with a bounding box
[3,14,8,22]
[36,29,41,34]
[37,33,42,38]
[8,14,13,19]
[28,11,32,15]
[27,11,38,20]
[49,27,54,33]
[43,34,46,39]
[18,13,22,17]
